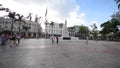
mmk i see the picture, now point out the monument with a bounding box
[61,20,71,40]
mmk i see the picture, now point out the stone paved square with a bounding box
[0,39,120,68]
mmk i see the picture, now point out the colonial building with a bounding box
[68,25,80,37]
[0,17,42,38]
[45,22,65,37]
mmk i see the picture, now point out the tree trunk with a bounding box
[11,19,14,34]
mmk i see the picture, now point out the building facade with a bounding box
[45,22,65,37]
[0,17,42,38]
[68,25,80,37]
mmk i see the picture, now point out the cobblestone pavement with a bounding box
[0,39,120,68]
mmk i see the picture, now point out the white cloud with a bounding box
[0,0,88,29]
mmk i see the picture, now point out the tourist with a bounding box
[86,36,89,44]
[56,36,59,44]
[1,34,6,46]
[51,35,54,43]
[16,34,21,46]
[10,34,17,47]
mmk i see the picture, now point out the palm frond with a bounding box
[115,0,120,4]
[118,3,120,9]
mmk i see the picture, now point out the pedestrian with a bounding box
[86,36,89,44]
[1,34,6,46]
[56,36,59,44]
[10,34,17,47]
[51,35,54,43]
[16,34,21,46]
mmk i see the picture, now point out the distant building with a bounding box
[68,27,75,37]
[0,17,42,38]
[45,22,65,37]
[68,25,80,37]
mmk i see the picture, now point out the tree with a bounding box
[100,21,111,34]
[79,25,89,38]
[59,23,63,35]
[14,14,25,33]
[115,0,120,9]
[90,23,98,40]
[111,11,120,22]
[50,21,54,35]
[8,12,16,34]
[0,4,9,12]
[100,18,120,40]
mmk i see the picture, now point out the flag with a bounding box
[45,8,47,17]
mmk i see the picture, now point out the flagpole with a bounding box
[45,8,47,38]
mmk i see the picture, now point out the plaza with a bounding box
[0,39,120,68]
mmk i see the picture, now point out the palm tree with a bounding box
[50,21,54,35]
[0,4,9,12]
[59,23,63,36]
[0,4,5,11]
[14,14,25,33]
[8,12,16,34]
[90,23,98,40]
[115,0,120,9]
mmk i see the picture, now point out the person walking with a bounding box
[10,34,16,47]
[16,34,21,46]
[56,36,59,44]
[51,35,54,43]
[1,34,6,46]
[86,36,89,44]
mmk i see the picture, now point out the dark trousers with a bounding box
[56,39,58,44]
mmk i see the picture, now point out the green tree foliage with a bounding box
[79,25,89,37]
[90,23,98,40]
[14,14,25,33]
[50,21,55,34]
[100,18,120,40]
[101,21,111,34]
[112,11,120,22]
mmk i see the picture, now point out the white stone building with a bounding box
[45,22,65,37]
[0,17,42,38]
[68,25,80,37]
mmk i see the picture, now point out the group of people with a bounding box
[9,34,21,47]
[0,33,21,47]
[51,35,59,44]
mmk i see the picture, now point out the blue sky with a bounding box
[76,0,118,27]
[0,0,118,30]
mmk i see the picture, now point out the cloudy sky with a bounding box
[0,0,118,30]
